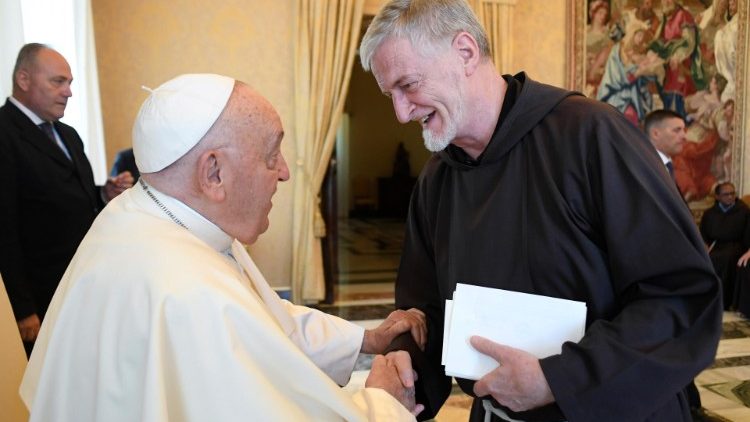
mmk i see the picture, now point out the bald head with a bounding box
[12,44,73,121]
[143,82,289,244]
[197,82,282,162]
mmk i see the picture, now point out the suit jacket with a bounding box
[0,99,102,321]
[110,147,139,180]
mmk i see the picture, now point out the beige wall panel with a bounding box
[92,0,295,287]
[512,0,567,87]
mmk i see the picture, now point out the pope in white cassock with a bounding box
[19,74,426,421]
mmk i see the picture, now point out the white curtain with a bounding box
[2,0,107,184]
[71,0,107,184]
[292,0,364,303]
[468,0,517,73]
[0,0,24,100]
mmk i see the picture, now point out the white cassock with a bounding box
[20,183,414,421]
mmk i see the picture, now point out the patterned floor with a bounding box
[337,218,402,285]
[324,218,750,421]
[698,313,750,421]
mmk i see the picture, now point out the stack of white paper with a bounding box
[442,283,587,380]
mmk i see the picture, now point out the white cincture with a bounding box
[482,400,527,422]
[482,400,567,422]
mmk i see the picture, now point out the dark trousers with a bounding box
[685,381,702,409]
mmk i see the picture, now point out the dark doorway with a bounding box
[317,53,429,305]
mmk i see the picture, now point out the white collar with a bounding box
[134,179,233,254]
[656,149,671,166]
[8,96,46,125]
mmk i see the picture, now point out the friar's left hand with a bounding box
[362,308,426,354]
[471,335,555,412]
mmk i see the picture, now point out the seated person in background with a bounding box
[110,147,140,180]
[20,73,425,421]
[732,197,750,317]
[700,182,750,310]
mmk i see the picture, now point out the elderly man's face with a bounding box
[371,36,465,152]
[18,48,72,121]
[226,91,290,244]
[716,184,737,208]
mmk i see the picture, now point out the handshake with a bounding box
[362,308,428,417]
[360,304,557,418]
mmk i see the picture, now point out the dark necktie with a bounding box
[665,160,686,202]
[665,161,675,180]
[39,121,55,140]
[39,122,71,160]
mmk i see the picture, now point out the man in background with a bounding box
[21,73,425,421]
[700,182,750,311]
[360,1,721,421]
[110,147,139,181]
[645,109,714,421]
[0,43,133,355]
[644,109,686,185]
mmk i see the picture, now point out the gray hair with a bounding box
[13,43,50,86]
[359,0,490,71]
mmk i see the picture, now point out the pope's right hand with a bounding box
[365,350,424,416]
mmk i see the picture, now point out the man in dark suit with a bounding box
[644,109,686,183]
[645,109,718,422]
[0,43,133,355]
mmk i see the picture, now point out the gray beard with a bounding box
[421,104,463,152]
[422,126,455,152]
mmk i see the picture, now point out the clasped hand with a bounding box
[361,308,426,354]
[365,350,424,416]
[361,308,426,416]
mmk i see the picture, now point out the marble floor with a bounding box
[322,218,750,421]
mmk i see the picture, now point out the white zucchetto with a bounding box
[133,73,235,173]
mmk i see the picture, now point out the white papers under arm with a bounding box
[443,284,586,380]
[442,299,453,365]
